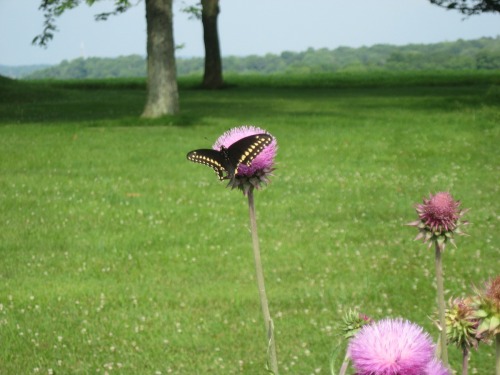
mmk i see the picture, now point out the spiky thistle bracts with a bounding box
[472,275,500,340]
[340,309,373,339]
[445,297,481,351]
[408,192,469,251]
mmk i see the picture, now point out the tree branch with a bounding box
[33,0,135,47]
[429,0,500,16]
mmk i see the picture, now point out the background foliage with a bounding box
[3,36,499,79]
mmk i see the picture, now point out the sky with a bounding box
[0,0,499,66]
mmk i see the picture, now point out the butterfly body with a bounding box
[187,134,273,180]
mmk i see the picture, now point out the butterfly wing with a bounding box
[187,133,273,181]
[186,149,229,180]
[226,133,273,170]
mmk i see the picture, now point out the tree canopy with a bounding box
[429,0,500,15]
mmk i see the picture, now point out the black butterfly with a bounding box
[187,133,273,180]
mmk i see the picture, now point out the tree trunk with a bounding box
[201,0,223,89]
[142,0,179,118]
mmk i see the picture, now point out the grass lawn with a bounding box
[0,72,499,374]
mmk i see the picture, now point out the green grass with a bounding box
[1,72,499,374]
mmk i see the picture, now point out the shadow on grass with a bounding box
[182,84,500,120]
[1,73,498,127]
[0,78,203,127]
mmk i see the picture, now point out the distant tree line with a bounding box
[24,36,500,80]
[0,64,51,79]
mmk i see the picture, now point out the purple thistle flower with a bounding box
[417,192,460,233]
[349,318,434,375]
[214,126,277,194]
[408,192,468,251]
[425,358,451,375]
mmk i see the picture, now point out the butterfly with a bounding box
[187,133,273,180]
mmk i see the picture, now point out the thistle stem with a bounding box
[434,242,449,367]
[496,334,500,375]
[247,189,279,374]
[462,347,469,375]
[338,351,350,375]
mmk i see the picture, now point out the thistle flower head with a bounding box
[214,126,277,195]
[445,297,480,350]
[485,275,500,311]
[425,358,451,375]
[349,318,434,375]
[408,192,468,251]
[340,309,373,340]
[419,192,460,232]
[473,275,500,340]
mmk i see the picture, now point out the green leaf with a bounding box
[477,320,490,334]
[475,309,488,318]
[489,315,500,331]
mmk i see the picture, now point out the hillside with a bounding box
[18,36,500,80]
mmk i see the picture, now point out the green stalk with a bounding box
[338,352,350,375]
[496,334,500,375]
[247,189,279,374]
[435,242,449,367]
[330,343,349,375]
[462,347,469,375]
